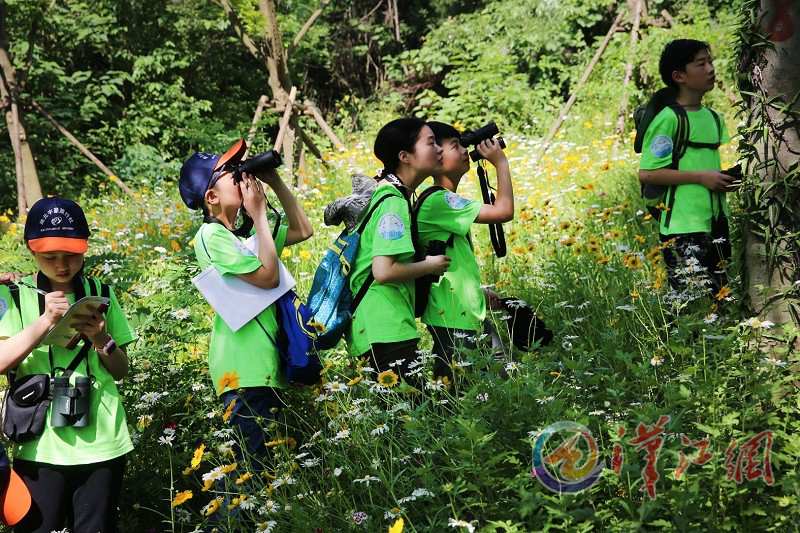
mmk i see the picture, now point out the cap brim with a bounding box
[214,139,247,171]
[27,237,88,254]
[2,469,31,526]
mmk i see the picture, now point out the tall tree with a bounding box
[738,0,800,329]
[0,0,41,214]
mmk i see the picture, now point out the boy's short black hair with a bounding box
[427,121,461,145]
[659,39,711,88]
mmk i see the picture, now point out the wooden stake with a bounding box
[31,100,135,197]
[244,94,269,157]
[616,0,643,135]
[295,122,328,166]
[304,100,345,150]
[274,86,298,153]
[535,10,624,162]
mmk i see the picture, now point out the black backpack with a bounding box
[633,88,722,228]
[410,186,457,318]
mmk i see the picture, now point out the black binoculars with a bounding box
[51,375,91,428]
[460,121,506,162]
[426,239,448,282]
[224,150,283,184]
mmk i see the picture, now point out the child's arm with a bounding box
[475,139,514,224]
[238,174,281,289]
[261,170,314,246]
[372,254,450,284]
[639,168,734,191]
[0,291,69,374]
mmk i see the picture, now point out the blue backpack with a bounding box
[257,289,321,385]
[307,193,396,350]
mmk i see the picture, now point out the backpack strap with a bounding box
[411,185,457,247]
[350,191,409,314]
[662,105,692,229]
[7,283,20,318]
[355,193,397,234]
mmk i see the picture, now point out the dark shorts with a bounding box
[220,387,285,468]
[359,338,421,387]
[660,215,731,295]
[14,455,126,533]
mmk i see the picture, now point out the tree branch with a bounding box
[217,0,262,59]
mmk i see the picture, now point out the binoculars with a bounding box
[460,121,506,162]
[426,239,448,282]
[223,150,284,184]
[51,375,91,428]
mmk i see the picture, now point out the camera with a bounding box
[223,150,283,184]
[460,121,506,162]
[50,375,91,428]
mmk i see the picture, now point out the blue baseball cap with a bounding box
[179,139,247,210]
[24,197,90,253]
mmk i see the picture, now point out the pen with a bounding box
[13,281,49,296]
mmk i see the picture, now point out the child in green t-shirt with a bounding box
[179,139,313,460]
[347,118,450,384]
[415,122,514,380]
[0,197,136,530]
[639,39,737,295]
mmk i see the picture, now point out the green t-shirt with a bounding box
[346,184,418,357]
[416,188,484,331]
[639,106,731,235]
[0,275,136,466]
[193,219,289,395]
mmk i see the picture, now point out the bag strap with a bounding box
[411,185,456,247]
[7,283,20,318]
[350,190,410,314]
[662,105,691,229]
[355,193,397,235]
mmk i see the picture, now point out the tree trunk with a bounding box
[0,0,41,213]
[740,0,800,328]
[259,0,292,101]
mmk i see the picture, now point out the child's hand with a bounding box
[241,174,267,217]
[42,291,69,328]
[0,272,23,284]
[483,287,505,311]
[424,255,451,276]
[71,307,107,344]
[476,139,507,167]
[700,171,734,192]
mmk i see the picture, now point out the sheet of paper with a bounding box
[41,296,110,348]
[192,256,296,332]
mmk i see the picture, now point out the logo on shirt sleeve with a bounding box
[378,213,405,240]
[234,239,256,256]
[0,297,7,321]
[444,192,470,209]
[650,135,674,158]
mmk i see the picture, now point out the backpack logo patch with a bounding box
[650,135,673,158]
[0,297,7,321]
[444,192,470,209]
[378,213,405,240]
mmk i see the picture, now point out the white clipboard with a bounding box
[192,235,296,331]
[41,296,110,348]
